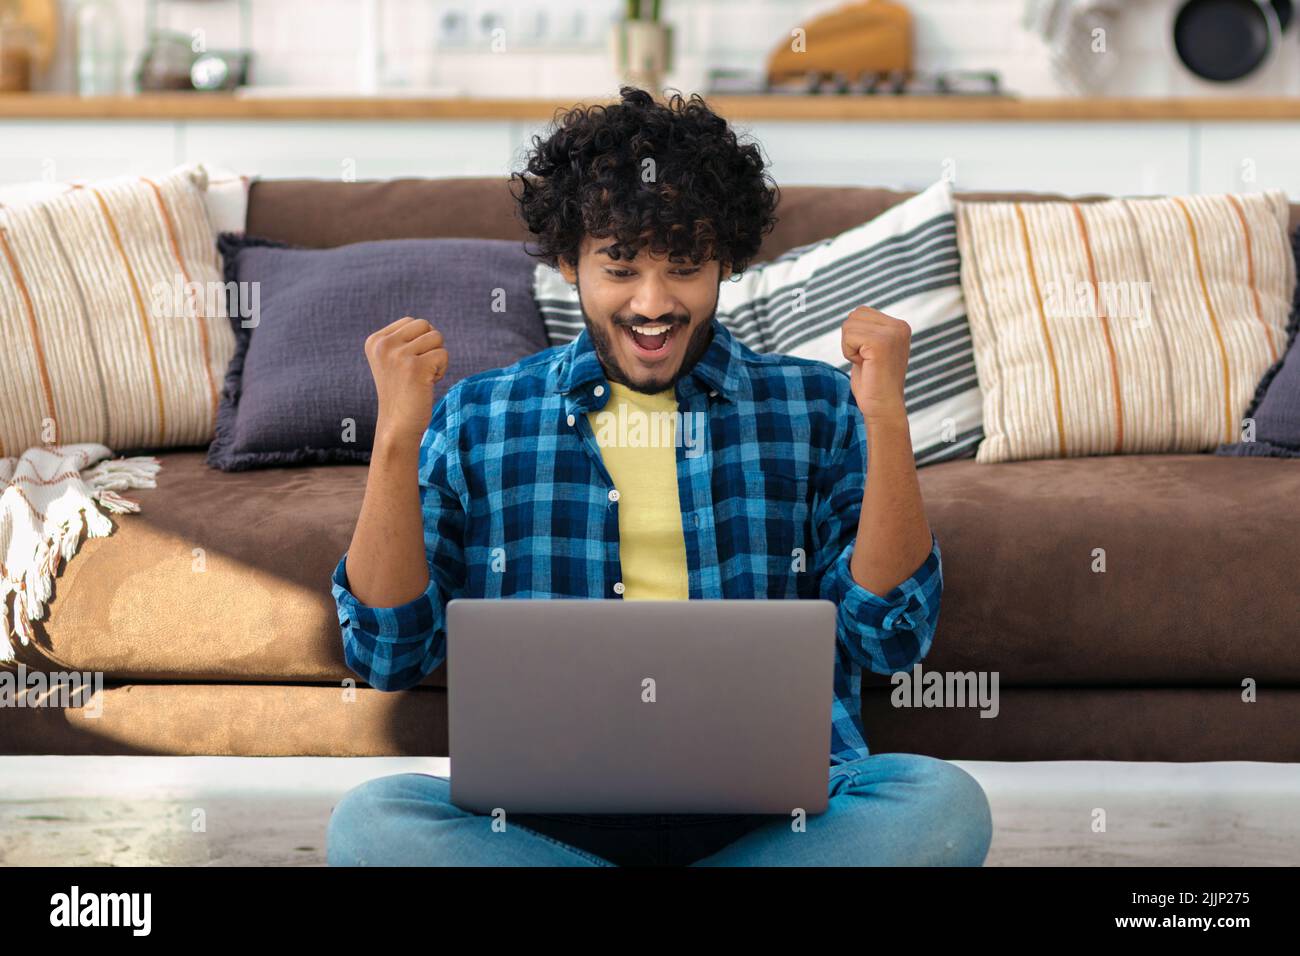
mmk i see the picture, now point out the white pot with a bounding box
[610,20,673,92]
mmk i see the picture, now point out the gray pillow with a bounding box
[1215,224,1300,459]
[208,234,550,470]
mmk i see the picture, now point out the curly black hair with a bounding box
[509,86,780,276]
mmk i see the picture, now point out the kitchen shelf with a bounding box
[6,93,1300,122]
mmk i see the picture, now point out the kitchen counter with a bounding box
[7,93,1300,121]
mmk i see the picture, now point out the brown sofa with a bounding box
[3,177,1299,760]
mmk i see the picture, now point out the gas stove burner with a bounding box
[706,68,1005,97]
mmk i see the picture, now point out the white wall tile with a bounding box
[537,53,620,98]
[912,0,1032,55]
[30,0,1296,99]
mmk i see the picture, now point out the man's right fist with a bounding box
[365,316,449,448]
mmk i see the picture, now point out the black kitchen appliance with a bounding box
[135,0,252,92]
[1173,0,1294,82]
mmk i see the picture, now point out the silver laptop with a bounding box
[445,598,836,816]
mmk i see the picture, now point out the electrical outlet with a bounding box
[468,1,507,48]
[510,7,549,46]
[434,2,469,48]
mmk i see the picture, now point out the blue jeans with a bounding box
[326,752,993,866]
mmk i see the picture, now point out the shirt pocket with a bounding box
[738,466,811,595]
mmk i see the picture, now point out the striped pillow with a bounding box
[533,179,980,466]
[0,161,252,238]
[0,167,236,455]
[955,190,1294,463]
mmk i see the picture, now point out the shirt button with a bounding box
[693,513,701,528]
[594,385,605,397]
[608,488,620,502]
[613,581,625,595]
[566,414,575,426]
[884,602,918,630]
[709,389,718,398]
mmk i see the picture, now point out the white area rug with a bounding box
[1,758,1296,866]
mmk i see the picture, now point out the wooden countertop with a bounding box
[5,93,1300,121]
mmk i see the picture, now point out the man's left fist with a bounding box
[841,305,911,423]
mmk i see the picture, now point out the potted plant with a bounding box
[610,0,673,93]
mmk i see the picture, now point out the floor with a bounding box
[1,757,1297,866]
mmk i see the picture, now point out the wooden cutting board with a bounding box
[767,0,912,82]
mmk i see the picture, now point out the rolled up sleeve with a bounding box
[329,392,467,691]
[813,379,943,675]
[822,531,942,674]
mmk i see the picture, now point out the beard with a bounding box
[576,273,718,395]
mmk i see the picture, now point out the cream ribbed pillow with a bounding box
[955,190,1294,463]
[0,166,236,454]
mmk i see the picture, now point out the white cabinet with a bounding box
[2,116,1299,199]
[178,120,520,180]
[736,121,1194,196]
[1197,123,1300,197]
[0,121,178,184]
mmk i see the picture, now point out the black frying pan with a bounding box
[1174,0,1293,82]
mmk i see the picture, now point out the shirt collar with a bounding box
[550,316,748,410]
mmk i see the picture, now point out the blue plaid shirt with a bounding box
[331,317,942,766]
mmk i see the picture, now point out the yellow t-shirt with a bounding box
[586,381,690,600]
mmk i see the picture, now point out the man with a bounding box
[326,87,993,867]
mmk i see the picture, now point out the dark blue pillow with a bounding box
[208,234,550,470]
[1215,224,1300,459]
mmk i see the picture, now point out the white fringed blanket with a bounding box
[0,444,161,661]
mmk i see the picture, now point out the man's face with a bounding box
[557,235,731,394]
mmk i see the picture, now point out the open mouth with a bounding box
[622,322,679,358]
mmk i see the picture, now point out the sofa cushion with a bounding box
[955,190,1294,463]
[243,177,533,249]
[239,175,1300,264]
[3,682,1299,760]
[0,165,236,453]
[0,160,250,239]
[907,451,1300,685]
[7,450,450,687]
[13,450,1300,688]
[205,234,551,470]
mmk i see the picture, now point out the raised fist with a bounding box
[365,316,449,448]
